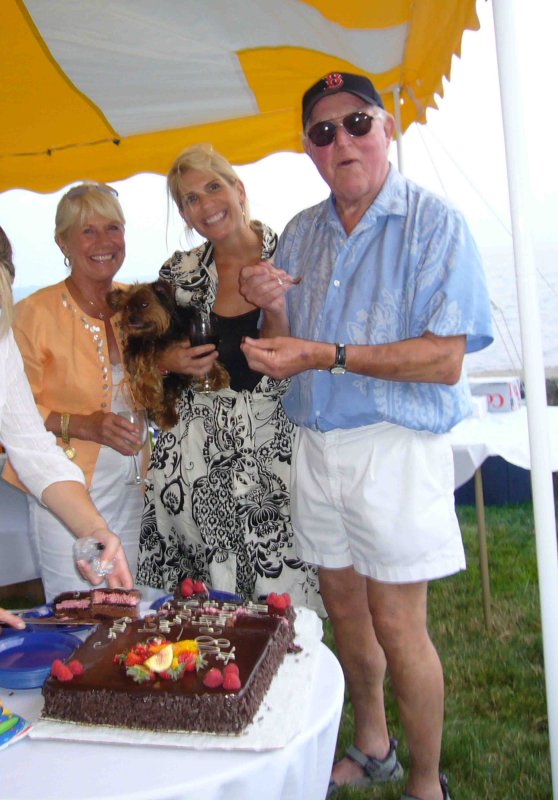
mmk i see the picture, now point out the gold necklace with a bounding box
[66,277,111,320]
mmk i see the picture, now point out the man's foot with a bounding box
[326,738,404,798]
[401,772,451,800]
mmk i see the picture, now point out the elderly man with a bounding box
[240,72,493,800]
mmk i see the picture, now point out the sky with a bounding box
[1,0,557,370]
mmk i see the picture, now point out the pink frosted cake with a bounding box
[53,588,141,621]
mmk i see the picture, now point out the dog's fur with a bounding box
[108,280,229,430]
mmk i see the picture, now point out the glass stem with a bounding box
[132,454,141,483]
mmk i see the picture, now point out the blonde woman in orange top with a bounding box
[0,224,133,628]
[3,186,148,602]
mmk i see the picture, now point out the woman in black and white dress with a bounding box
[136,144,323,615]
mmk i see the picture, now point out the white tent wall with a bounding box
[491,0,558,794]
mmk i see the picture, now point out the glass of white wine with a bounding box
[117,408,148,485]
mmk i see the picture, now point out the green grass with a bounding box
[323,503,552,799]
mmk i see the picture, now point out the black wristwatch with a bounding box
[329,343,347,375]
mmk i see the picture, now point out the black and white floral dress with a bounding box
[136,222,324,615]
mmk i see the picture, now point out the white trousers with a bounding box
[28,444,144,602]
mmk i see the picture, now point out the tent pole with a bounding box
[392,87,404,173]
[491,0,558,795]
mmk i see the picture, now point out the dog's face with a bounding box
[107,280,176,339]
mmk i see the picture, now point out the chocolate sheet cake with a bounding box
[42,596,294,735]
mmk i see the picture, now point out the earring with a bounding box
[241,205,247,224]
[63,255,71,268]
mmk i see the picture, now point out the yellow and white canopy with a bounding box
[1,0,478,192]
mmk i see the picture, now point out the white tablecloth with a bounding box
[0,619,344,800]
[448,406,558,488]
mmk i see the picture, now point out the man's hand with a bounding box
[239,260,297,311]
[240,336,332,379]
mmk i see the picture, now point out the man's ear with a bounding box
[383,113,396,144]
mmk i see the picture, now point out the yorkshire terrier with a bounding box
[107,280,229,429]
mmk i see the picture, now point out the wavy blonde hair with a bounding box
[0,226,15,337]
[167,143,250,229]
[55,182,125,246]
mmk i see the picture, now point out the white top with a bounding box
[0,329,84,498]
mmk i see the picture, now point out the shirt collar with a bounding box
[323,164,409,232]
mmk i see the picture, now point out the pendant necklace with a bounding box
[66,277,110,320]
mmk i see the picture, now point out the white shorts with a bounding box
[290,423,465,584]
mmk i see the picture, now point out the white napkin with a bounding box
[30,607,323,751]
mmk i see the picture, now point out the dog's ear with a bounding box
[106,287,127,311]
[152,279,174,307]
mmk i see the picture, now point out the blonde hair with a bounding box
[0,226,14,337]
[167,143,250,228]
[55,182,125,244]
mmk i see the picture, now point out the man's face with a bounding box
[304,92,394,212]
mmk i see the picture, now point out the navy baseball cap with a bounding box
[302,72,384,128]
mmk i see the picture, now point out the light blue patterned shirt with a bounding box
[277,166,493,433]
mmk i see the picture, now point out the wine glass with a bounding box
[117,408,148,485]
[188,310,220,394]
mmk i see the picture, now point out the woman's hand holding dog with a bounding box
[68,411,143,456]
[158,340,219,379]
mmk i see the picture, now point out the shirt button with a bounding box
[333,280,340,287]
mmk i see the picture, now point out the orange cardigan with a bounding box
[4,280,145,491]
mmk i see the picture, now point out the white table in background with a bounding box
[448,405,558,626]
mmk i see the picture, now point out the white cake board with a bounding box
[29,607,323,751]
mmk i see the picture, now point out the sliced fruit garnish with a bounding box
[172,639,199,656]
[143,643,173,673]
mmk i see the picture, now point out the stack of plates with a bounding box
[0,630,81,689]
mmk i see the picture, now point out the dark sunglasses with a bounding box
[307,111,377,147]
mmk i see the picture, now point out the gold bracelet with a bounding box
[60,412,76,460]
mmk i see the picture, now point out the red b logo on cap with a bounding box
[324,73,343,89]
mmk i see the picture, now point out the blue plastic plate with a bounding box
[149,589,243,611]
[20,603,92,633]
[0,630,81,689]
[210,590,243,604]
[149,594,173,611]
